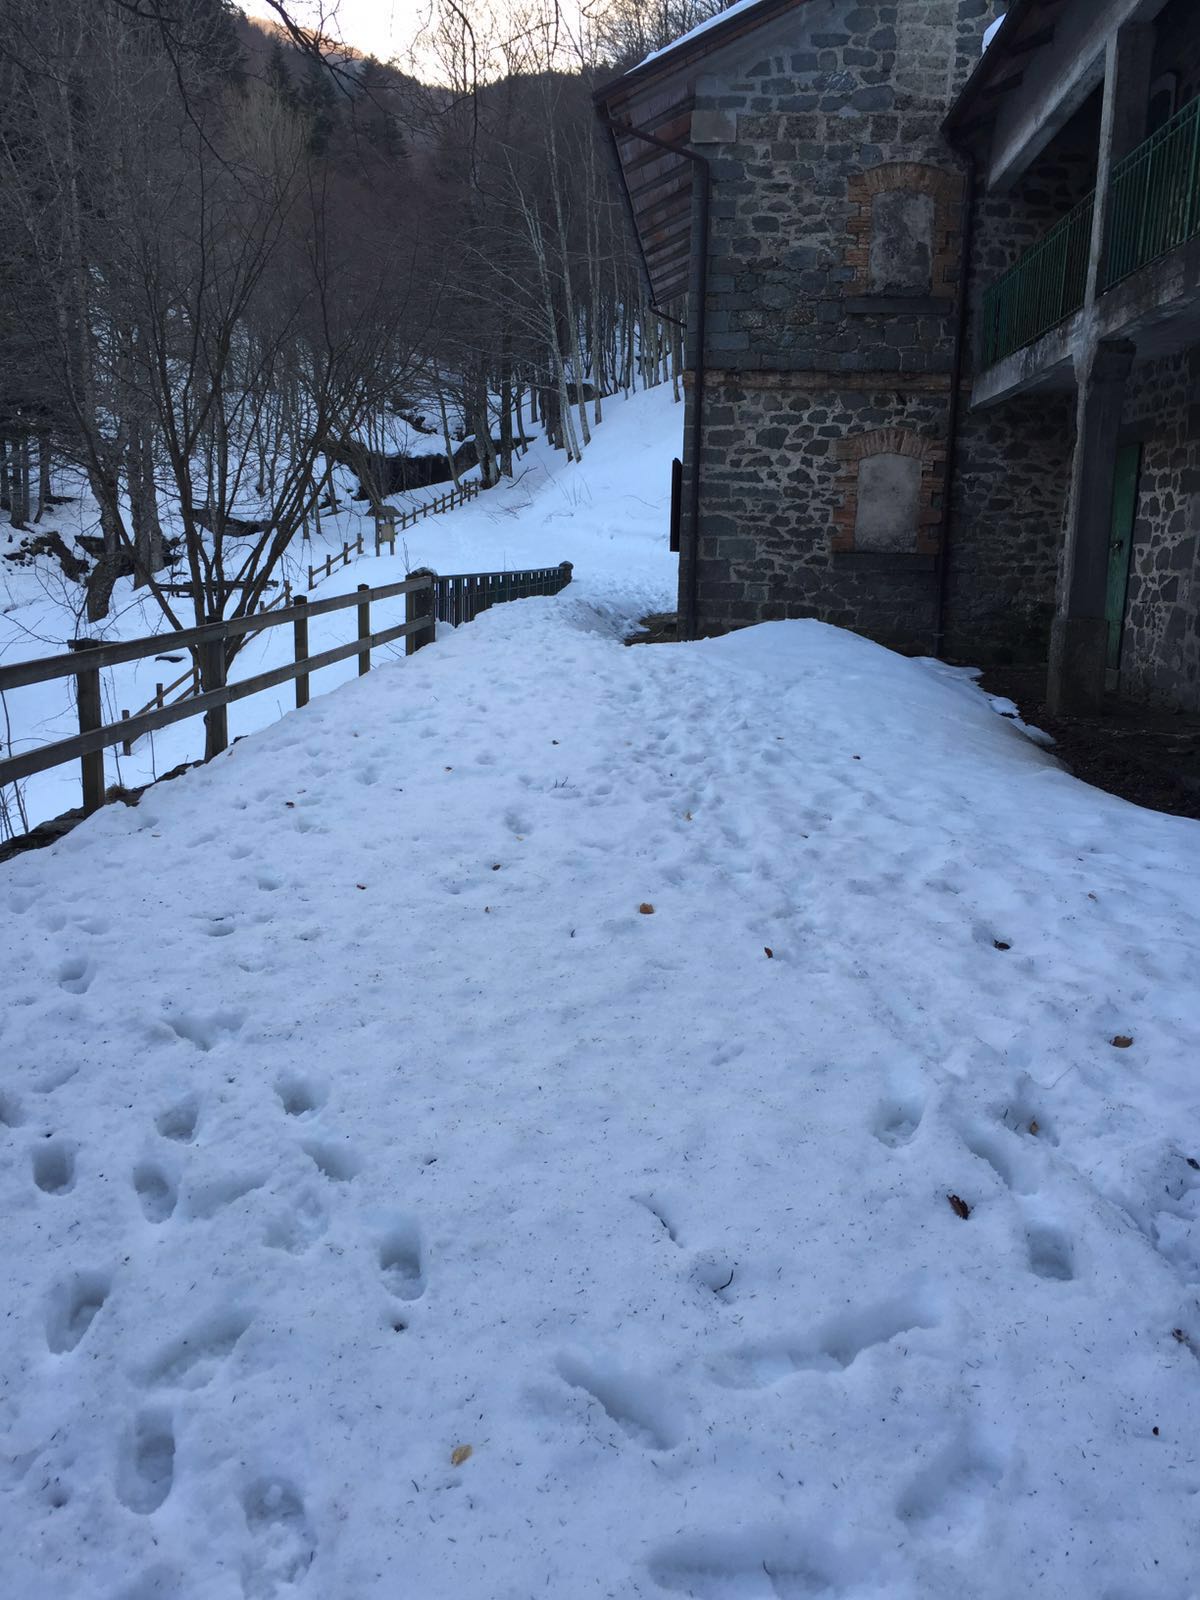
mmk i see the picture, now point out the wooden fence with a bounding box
[0,561,572,821]
[306,481,481,592]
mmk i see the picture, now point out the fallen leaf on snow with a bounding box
[1186,1156,1199,1171]
[639,903,655,915]
[764,947,774,959]
[356,884,366,891]
[1029,1119,1040,1136]
[993,940,1011,951]
[1111,1035,1134,1049]
[450,1445,473,1467]
[947,1194,971,1220]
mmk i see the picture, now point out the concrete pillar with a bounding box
[1085,24,1155,304]
[1047,340,1135,716]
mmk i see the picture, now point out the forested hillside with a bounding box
[0,0,728,641]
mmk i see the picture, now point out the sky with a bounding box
[240,0,590,69]
[241,0,432,62]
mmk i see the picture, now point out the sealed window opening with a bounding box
[853,453,922,551]
[869,190,935,295]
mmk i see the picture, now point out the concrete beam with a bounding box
[986,0,1163,192]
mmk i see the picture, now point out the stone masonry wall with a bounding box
[681,0,998,648]
[692,373,949,643]
[942,393,1075,662]
[1119,350,1200,709]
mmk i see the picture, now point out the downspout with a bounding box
[933,148,977,658]
[601,115,710,639]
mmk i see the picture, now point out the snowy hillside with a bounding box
[0,386,681,833]
[2,422,1199,1596]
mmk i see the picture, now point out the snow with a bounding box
[0,386,680,833]
[982,14,1006,53]
[3,386,1200,1598]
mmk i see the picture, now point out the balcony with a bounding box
[981,194,1094,368]
[980,94,1200,371]
[1106,95,1200,287]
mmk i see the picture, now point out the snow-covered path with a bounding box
[2,583,1200,1599]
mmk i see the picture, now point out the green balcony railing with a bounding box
[980,191,1095,367]
[1105,93,1200,288]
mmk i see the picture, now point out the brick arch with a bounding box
[832,429,945,555]
[845,162,964,297]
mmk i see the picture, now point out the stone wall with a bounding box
[690,372,949,645]
[942,393,1074,663]
[680,0,999,647]
[1118,350,1200,709]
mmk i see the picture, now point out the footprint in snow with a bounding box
[896,1424,1007,1529]
[116,1409,175,1515]
[378,1216,425,1301]
[264,1186,329,1256]
[275,1073,325,1119]
[557,1353,682,1451]
[33,1139,75,1195]
[57,955,96,994]
[156,1096,199,1144]
[300,1139,361,1184]
[648,1528,858,1598]
[1025,1219,1075,1282]
[960,1121,1039,1196]
[45,1270,112,1354]
[0,1091,25,1128]
[872,1090,926,1149]
[161,1008,245,1053]
[710,1283,940,1390]
[241,1478,316,1598]
[134,1162,178,1223]
[141,1307,253,1389]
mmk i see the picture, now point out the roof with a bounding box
[943,0,1068,139]
[593,0,811,307]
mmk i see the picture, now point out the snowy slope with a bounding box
[2,551,1199,1597]
[0,385,681,832]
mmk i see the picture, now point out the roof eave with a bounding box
[943,0,1039,137]
[591,0,805,107]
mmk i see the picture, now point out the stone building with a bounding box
[594,0,1200,714]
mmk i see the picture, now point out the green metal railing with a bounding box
[981,192,1095,367]
[980,96,1200,370]
[1105,94,1200,288]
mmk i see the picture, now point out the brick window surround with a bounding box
[832,428,945,555]
[845,163,963,297]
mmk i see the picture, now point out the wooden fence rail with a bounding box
[0,560,572,821]
[306,481,482,592]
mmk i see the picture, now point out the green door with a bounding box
[1106,442,1141,671]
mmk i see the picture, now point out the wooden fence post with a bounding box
[356,530,364,556]
[406,568,437,656]
[357,584,371,676]
[201,630,228,759]
[294,595,310,709]
[69,639,105,815]
[121,711,131,757]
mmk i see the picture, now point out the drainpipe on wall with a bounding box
[601,116,710,640]
[933,148,978,659]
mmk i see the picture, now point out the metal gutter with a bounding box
[933,150,978,657]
